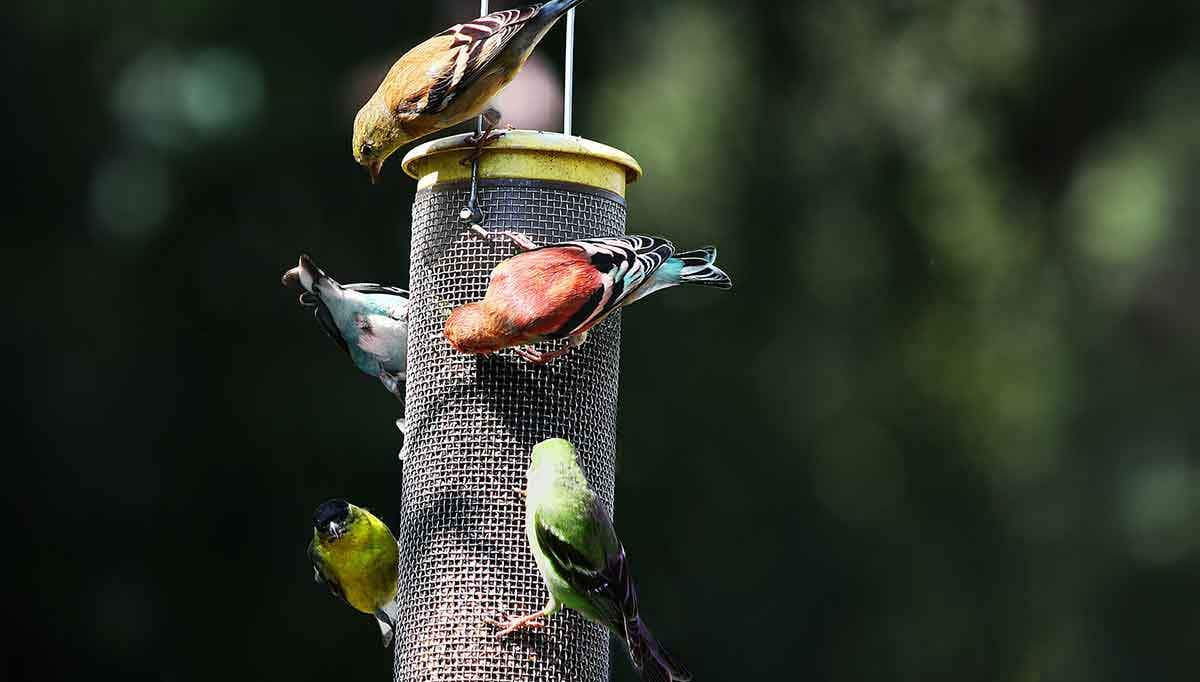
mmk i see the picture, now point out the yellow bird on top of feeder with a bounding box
[353,0,588,183]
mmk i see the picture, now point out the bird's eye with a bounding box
[360,142,374,156]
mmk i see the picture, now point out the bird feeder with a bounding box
[396,130,642,682]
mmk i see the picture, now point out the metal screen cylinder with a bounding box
[397,132,642,682]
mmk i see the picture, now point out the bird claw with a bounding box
[459,125,510,167]
[513,346,556,365]
[513,333,587,365]
[464,124,511,148]
[502,231,538,251]
[486,611,547,638]
[481,107,503,128]
[465,228,538,252]
[378,366,405,398]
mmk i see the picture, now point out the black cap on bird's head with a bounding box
[313,499,352,540]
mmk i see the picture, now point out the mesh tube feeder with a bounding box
[396,131,642,682]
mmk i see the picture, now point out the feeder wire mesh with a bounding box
[395,178,624,682]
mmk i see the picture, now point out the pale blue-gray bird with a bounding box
[282,255,409,399]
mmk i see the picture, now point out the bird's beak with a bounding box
[367,160,383,185]
[281,267,300,288]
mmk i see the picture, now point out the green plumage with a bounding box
[521,439,692,682]
[526,439,622,624]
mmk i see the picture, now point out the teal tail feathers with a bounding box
[673,247,733,289]
[627,617,692,682]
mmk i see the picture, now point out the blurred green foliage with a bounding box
[6,1,1200,681]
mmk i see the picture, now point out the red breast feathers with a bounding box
[444,248,603,355]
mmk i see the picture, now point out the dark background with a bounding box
[7,1,1200,680]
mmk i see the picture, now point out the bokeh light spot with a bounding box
[90,153,171,240]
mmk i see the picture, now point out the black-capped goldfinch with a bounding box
[307,500,401,647]
[352,0,588,182]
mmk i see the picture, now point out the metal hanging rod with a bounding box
[477,0,489,136]
[564,7,576,136]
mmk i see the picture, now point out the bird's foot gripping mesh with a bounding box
[397,179,624,682]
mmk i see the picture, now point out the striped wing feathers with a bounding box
[386,5,543,117]
[546,236,676,334]
[440,6,543,52]
[341,283,409,298]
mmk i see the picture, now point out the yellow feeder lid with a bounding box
[402,130,643,198]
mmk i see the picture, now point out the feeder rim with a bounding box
[401,130,643,185]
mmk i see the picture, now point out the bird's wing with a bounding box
[343,284,410,321]
[311,300,351,357]
[342,284,409,298]
[534,501,630,629]
[308,540,351,608]
[387,5,543,116]
[536,236,676,335]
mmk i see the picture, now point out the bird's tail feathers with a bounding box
[672,247,732,290]
[497,0,587,67]
[626,617,692,682]
[375,600,400,649]
[283,254,340,296]
[538,0,589,21]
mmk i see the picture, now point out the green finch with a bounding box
[353,0,589,182]
[307,500,401,647]
[491,438,692,682]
